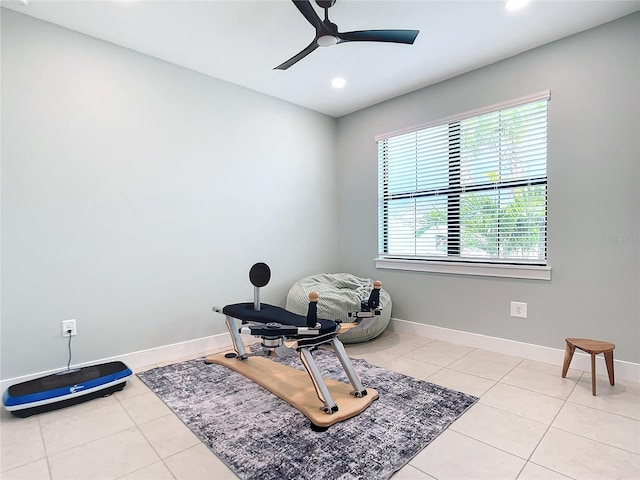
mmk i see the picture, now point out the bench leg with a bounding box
[331,337,366,397]
[562,343,575,378]
[604,351,615,386]
[225,316,247,359]
[299,347,338,414]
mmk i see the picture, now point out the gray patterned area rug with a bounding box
[138,347,478,480]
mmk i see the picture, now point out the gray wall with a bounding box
[1,10,339,379]
[2,9,639,383]
[335,13,640,363]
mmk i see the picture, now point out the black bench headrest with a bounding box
[249,262,271,288]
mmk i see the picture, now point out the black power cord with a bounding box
[66,329,73,370]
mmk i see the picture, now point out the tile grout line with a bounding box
[444,429,528,480]
[549,422,640,457]
[414,346,578,480]
[513,370,640,455]
[118,366,208,480]
[393,343,523,478]
[443,385,579,480]
[37,401,141,475]
[38,415,54,480]
[517,460,579,480]
[564,394,640,422]
[516,374,584,479]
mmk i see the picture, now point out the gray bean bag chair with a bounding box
[285,273,392,344]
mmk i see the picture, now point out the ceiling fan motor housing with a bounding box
[316,0,337,9]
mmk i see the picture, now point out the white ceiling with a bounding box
[3,0,639,117]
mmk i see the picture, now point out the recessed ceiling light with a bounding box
[505,0,530,11]
[331,78,346,89]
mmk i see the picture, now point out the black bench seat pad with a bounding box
[222,303,337,335]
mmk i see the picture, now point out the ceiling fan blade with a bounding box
[337,29,419,45]
[274,41,319,70]
[292,0,323,31]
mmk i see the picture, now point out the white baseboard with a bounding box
[1,333,231,393]
[4,322,638,393]
[389,318,640,383]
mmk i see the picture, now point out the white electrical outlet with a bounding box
[61,319,77,337]
[510,302,527,319]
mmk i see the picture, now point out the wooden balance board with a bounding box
[205,352,378,428]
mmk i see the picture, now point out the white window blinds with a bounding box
[377,92,549,264]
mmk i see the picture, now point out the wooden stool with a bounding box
[562,338,615,396]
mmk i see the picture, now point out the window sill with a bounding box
[375,257,551,280]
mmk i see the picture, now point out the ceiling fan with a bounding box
[275,0,419,70]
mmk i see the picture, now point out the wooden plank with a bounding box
[205,352,378,428]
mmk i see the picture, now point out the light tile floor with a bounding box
[1,330,639,479]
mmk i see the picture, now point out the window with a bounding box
[377,91,550,278]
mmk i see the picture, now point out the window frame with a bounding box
[375,91,551,280]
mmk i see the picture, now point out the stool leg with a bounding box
[591,354,597,396]
[604,351,615,386]
[562,343,575,378]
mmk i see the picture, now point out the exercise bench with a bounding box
[207,262,380,429]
